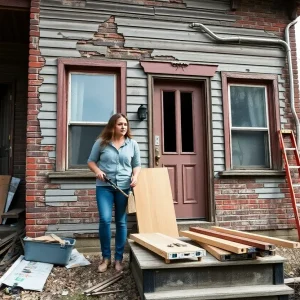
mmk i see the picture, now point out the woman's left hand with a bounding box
[130,175,138,187]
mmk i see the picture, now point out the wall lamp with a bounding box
[137,104,147,121]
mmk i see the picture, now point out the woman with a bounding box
[87,113,141,272]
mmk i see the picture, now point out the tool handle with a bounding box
[103,175,129,198]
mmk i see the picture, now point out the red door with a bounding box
[153,81,207,219]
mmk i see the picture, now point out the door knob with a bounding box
[5,146,12,157]
[155,148,161,166]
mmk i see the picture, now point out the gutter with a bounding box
[190,20,300,148]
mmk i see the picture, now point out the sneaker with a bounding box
[98,259,111,273]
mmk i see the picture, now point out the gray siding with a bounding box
[115,17,286,176]
[38,0,288,235]
[39,0,286,179]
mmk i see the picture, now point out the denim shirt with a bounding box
[87,138,141,189]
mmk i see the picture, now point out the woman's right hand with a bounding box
[95,170,106,182]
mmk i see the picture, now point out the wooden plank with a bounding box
[0,176,11,223]
[133,168,178,237]
[0,0,30,8]
[196,241,256,262]
[1,208,24,218]
[130,233,205,262]
[0,231,17,248]
[84,273,123,294]
[0,240,14,256]
[212,226,300,248]
[180,231,255,254]
[190,227,275,250]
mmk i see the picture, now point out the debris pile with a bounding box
[0,229,24,272]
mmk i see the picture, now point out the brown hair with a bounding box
[98,113,132,146]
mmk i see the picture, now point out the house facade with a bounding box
[1,0,300,241]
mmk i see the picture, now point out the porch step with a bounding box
[144,285,293,300]
[129,240,293,300]
[177,221,215,232]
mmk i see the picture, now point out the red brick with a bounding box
[26,219,36,225]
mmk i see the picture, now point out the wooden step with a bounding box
[144,285,293,300]
[1,208,25,218]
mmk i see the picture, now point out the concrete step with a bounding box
[144,285,293,300]
[177,221,215,232]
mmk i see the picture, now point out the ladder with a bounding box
[278,129,300,240]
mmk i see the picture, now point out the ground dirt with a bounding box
[1,248,300,299]
[276,247,300,300]
[0,253,140,300]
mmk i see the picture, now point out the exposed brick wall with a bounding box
[78,16,152,59]
[231,0,289,34]
[214,0,300,231]
[26,0,49,237]
[214,179,295,230]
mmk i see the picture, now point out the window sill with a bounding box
[48,171,95,179]
[219,170,286,177]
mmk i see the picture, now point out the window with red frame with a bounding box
[56,59,126,171]
[222,72,280,171]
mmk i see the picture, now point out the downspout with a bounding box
[190,20,300,148]
[285,18,300,148]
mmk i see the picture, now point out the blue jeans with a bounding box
[96,186,129,261]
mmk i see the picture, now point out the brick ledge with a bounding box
[47,170,95,179]
[219,170,285,177]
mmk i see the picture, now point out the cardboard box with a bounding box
[0,175,11,223]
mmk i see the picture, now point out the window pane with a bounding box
[181,92,194,152]
[232,131,270,168]
[230,86,267,128]
[163,91,176,152]
[70,74,115,122]
[69,125,104,167]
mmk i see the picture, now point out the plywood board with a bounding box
[0,176,11,223]
[212,226,300,248]
[196,242,256,262]
[190,227,275,250]
[133,168,178,237]
[130,233,206,262]
[180,230,255,254]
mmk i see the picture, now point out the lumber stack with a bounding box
[179,226,300,262]
[131,168,300,264]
